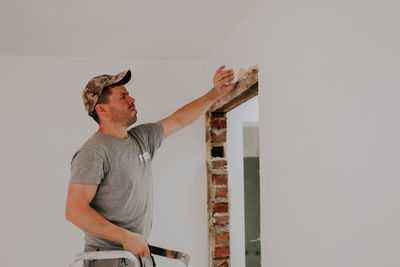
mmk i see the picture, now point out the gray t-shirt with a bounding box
[70,122,164,249]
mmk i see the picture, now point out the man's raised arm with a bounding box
[160,65,237,139]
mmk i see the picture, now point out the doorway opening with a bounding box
[243,123,260,267]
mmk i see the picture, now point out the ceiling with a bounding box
[0,0,256,60]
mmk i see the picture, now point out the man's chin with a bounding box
[127,115,137,126]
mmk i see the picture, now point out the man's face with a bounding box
[102,85,137,127]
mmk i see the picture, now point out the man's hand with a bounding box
[121,231,150,258]
[213,65,238,98]
[159,64,238,139]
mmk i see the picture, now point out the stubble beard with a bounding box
[123,111,137,127]
[127,113,137,127]
[110,107,137,128]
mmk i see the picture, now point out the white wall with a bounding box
[204,0,400,266]
[2,0,400,266]
[0,55,208,267]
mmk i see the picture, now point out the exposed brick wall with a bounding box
[206,111,230,267]
[205,66,258,267]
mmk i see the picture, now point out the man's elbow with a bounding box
[65,203,74,222]
[65,201,81,224]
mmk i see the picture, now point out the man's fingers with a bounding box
[215,65,225,74]
[140,246,150,258]
[229,81,239,90]
[132,250,141,257]
[135,248,150,258]
[215,71,234,83]
[219,74,235,84]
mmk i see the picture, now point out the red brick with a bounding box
[213,203,229,213]
[210,119,227,130]
[212,160,227,170]
[215,188,228,198]
[212,174,227,185]
[214,247,230,259]
[211,131,226,143]
[215,233,230,244]
[214,216,229,227]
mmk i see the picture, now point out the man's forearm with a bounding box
[160,88,219,138]
[66,204,128,245]
[173,88,218,126]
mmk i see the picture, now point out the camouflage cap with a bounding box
[82,70,132,115]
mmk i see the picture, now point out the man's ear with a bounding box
[95,104,108,116]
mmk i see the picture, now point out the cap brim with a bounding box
[113,70,131,86]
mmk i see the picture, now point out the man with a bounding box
[65,65,237,266]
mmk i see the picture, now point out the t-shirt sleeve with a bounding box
[129,122,164,158]
[70,149,107,184]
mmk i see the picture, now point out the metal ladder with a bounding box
[69,245,190,267]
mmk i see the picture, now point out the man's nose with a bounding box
[129,96,135,103]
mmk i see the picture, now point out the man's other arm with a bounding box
[65,183,150,257]
[160,65,237,139]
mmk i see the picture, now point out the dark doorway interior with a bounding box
[243,126,261,267]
